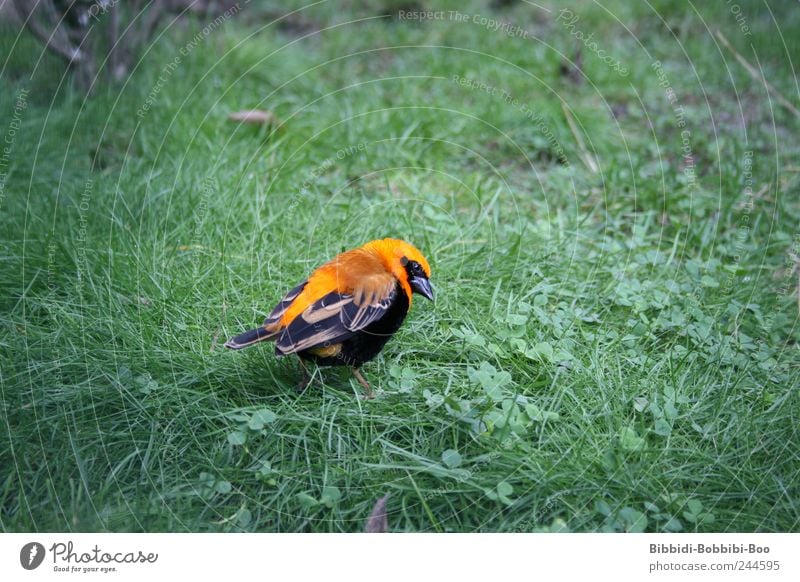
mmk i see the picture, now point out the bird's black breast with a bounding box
[301,283,410,368]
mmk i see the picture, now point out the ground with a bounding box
[1,0,798,532]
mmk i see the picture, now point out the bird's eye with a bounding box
[402,259,427,279]
[406,260,424,276]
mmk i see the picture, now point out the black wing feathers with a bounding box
[224,326,276,349]
[263,281,307,329]
[275,287,398,355]
[224,282,308,350]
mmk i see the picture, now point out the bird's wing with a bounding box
[262,282,307,333]
[275,277,397,355]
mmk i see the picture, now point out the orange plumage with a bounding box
[225,238,433,398]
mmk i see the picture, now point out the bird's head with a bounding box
[366,238,433,303]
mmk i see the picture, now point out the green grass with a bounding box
[1,0,799,532]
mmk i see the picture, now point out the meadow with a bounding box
[1,0,798,532]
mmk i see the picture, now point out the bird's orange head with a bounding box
[363,238,433,303]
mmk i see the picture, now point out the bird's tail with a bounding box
[224,327,278,350]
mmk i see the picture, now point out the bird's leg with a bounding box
[352,367,374,399]
[296,358,311,393]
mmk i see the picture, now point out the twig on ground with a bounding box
[715,30,800,119]
[562,102,599,173]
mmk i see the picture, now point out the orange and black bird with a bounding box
[224,238,433,398]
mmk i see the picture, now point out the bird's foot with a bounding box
[352,367,374,400]
[296,358,312,393]
[296,377,311,393]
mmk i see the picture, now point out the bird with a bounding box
[224,238,433,398]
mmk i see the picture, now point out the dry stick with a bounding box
[107,2,121,79]
[715,30,800,119]
[40,0,76,45]
[562,101,599,173]
[121,0,159,73]
[12,0,83,63]
[137,0,167,49]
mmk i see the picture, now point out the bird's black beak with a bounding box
[410,276,434,301]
